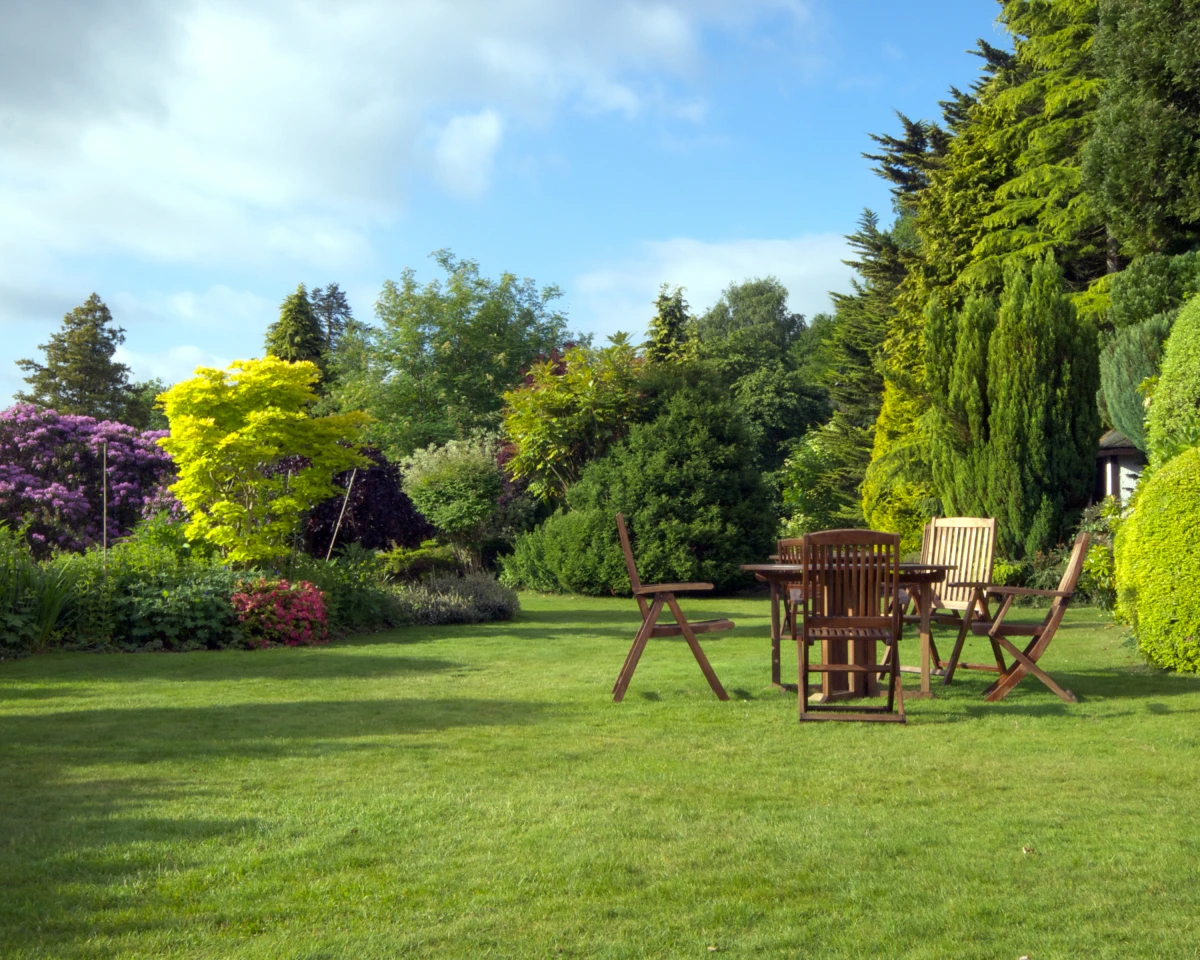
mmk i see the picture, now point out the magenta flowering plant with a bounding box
[0,404,176,556]
[229,578,329,648]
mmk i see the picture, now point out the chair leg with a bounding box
[943,596,977,685]
[798,637,811,720]
[664,595,728,700]
[612,598,663,702]
[891,638,905,721]
[986,635,1077,704]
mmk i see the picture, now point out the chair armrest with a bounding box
[947,581,1070,598]
[633,582,715,595]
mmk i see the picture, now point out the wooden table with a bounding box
[741,562,951,700]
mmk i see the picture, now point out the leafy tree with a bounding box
[984,257,1100,557]
[1084,0,1200,256]
[697,276,804,360]
[309,283,353,353]
[265,284,327,370]
[502,334,642,503]
[1108,251,1200,329]
[330,251,572,460]
[157,358,368,565]
[646,285,698,364]
[399,434,507,569]
[303,448,434,557]
[502,384,775,594]
[1099,312,1174,451]
[16,294,138,422]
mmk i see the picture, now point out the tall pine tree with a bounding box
[16,293,137,422]
[309,283,353,353]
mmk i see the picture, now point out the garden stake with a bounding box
[102,441,108,571]
[326,468,358,561]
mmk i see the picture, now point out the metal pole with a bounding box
[325,467,358,562]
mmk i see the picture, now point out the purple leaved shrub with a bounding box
[0,404,176,556]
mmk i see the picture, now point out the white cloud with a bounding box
[0,0,818,273]
[432,110,504,199]
[572,234,855,339]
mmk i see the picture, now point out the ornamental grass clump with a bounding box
[231,579,329,648]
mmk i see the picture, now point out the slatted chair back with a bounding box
[777,537,805,563]
[616,513,649,617]
[797,529,904,722]
[921,517,996,612]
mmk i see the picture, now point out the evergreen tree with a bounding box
[15,293,137,422]
[1084,0,1200,257]
[645,285,698,364]
[309,283,353,353]
[984,257,1100,557]
[1099,312,1173,452]
[265,284,327,370]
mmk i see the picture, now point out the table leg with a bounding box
[917,583,934,698]
[770,580,781,688]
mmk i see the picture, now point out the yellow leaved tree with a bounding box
[158,357,369,565]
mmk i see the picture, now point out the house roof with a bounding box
[1097,428,1143,459]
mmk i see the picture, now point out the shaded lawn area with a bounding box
[2,594,1199,959]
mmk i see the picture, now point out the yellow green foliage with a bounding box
[861,383,934,554]
[158,358,368,565]
[1114,445,1200,672]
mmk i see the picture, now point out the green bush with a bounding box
[283,545,401,636]
[503,385,775,594]
[1115,445,1200,671]
[394,573,519,625]
[1108,251,1200,329]
[1099,312,1174,451]
[1147,295,1200,458]
[59,541,247,650]
[0,525,78,657]
[379,540,464,582]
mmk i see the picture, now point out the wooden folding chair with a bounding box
[611,513,732,703]
[903,517,997,674]
[942,532,1089,703]
[798,529,904,723]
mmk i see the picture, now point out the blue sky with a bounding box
[0,0,1005,400]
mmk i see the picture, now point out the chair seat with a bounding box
[805,627,896,641]
[650,617,734,638]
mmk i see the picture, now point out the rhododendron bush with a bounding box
[231,578,329,647]
[0,404,175,556]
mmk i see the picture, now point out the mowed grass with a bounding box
[2,594,1199,959]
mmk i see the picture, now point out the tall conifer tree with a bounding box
[16,293,137,422]
[265,284,327,371]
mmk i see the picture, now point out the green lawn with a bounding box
[2,594,1199,959]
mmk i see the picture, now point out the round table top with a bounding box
[741,562,951,584]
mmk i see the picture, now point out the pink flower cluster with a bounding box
[230,579,329,648]
[0,404,176,555]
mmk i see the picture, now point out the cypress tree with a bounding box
[985,257,1100,557]
[16,293,136,422]
[265,284,327,370]
[1099,312,1174,451]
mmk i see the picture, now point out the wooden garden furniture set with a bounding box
[611,511,1090,718]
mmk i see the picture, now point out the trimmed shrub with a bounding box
[1147,294,1200,458]
[500,508,628,595]
[1114,445,1200,671]
[231,579,328,648]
